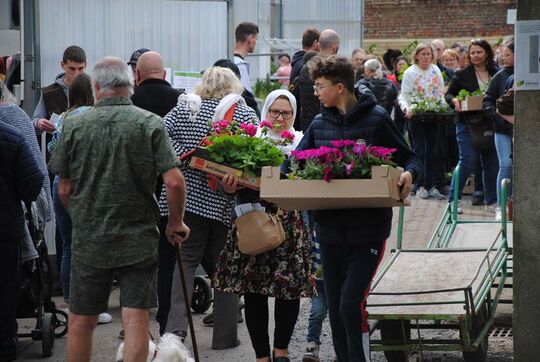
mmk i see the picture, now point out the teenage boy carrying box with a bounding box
[295,55,422,362]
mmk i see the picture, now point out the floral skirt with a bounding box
[213,209,314,300]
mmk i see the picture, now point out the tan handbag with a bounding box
[235,211,285,256]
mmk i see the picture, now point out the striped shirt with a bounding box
[0,103,53,221]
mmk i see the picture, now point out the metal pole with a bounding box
[22,0,40,117]
[360,0,364,48]
[227,0,234,59]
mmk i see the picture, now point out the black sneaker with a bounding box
[472,196,484,205]
[172,330,187,343]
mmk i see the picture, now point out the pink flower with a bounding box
[330,139,357,148]
[344,160,355,176]
[259,120,273,129]
[367,146,397,159]
[216,120,230,129]
[240,123,258,137]
[280,130,295,141]
[323,166,333,182]
[353,143,366,156]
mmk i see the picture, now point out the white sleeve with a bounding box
[398,68,415,111]
[237,62,252,93]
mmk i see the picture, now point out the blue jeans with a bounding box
[449,122,499,205]
[494,132,513,205]
[307,279,328,344]
[53,176,72,302]
[410,120,439,189]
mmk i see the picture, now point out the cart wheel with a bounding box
[462,304,489,362]
[380,320,411,362]
[191,276,212,314]
[41,313,55,357]
[53,309,68,338]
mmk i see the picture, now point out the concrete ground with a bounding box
[17,196,513,361]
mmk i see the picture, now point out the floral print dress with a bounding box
[213,195,314,300]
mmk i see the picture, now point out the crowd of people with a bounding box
[0,19,515,362]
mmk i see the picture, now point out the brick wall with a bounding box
[365,0,516,40]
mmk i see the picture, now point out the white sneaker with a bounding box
[417,187,429,199]
[98,312,112,324]
[485,203,497,214]
[495,207,502,221]
[428,187,445,200]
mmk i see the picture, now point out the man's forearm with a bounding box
[166,176,187,223]
[58,177,73,209]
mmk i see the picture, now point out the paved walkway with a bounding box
[17,196,513,361]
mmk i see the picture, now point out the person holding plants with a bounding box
[295,55,421,362]
[160,66,257,349]
[446,39,500,214]
[483,40,514,220]
[398,42,446,200]
[213,89,313,362]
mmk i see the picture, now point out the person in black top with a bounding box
[0,121,45,362]
[446,39,499,213]
[297,55,421,362]
[131,51,183,335]
[132,51,183,117]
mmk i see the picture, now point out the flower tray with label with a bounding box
[188,147,260,190]
[260,165,410,210]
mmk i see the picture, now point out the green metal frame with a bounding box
[368,170,511,356]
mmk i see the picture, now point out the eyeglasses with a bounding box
[313,82,335,93]
[268,109,294,119]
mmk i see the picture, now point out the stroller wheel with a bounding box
[41,313,55,357]
[54,309,69,338]
[191,276,212,314]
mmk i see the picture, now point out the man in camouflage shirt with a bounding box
[48,56,190,362]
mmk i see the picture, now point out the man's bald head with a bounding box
[319,29,340,56]
[136,51,165,84]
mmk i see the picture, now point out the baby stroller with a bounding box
[17,196,68,357]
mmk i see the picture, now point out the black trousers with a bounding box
[156,216,175,335]
[244,293,300,358]
[319,240,385,362]
[0,242,20,360]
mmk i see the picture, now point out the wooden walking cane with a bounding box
[175,241,200,362]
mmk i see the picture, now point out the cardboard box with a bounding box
[460,95,484,112]
[188,147,260,190]
[260,165,410,210]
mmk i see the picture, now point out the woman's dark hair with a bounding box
[503,40,514,53]
[392,55,409,73]
[279,53,291,63]
[469,39,497,73]
[382,48,402,71]
[68,73,94,109]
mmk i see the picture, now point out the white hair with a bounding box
[363,59,383,79]
[93,56,134,96]
[0,80,18,104]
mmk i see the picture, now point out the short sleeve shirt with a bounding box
[48,97,179,268]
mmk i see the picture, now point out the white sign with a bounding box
[164,67,172,85]
[515,20,540,91]
[173,71,202,93]
[507,9,516,25]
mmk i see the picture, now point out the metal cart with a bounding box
[366,174,511,361]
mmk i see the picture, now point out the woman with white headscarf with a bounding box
[214,90,312,362]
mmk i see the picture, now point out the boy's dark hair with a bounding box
[302,28,320,49]
[63,45,86,64]
[308,55,355,93]
[68,73,94,109]
[235,22,259,43]
[502,39,514,53]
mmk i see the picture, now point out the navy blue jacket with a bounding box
[296,86,422,246]
[483,67,514,135]
[0,121,44,243]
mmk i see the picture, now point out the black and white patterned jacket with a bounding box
[159,98,258,225]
